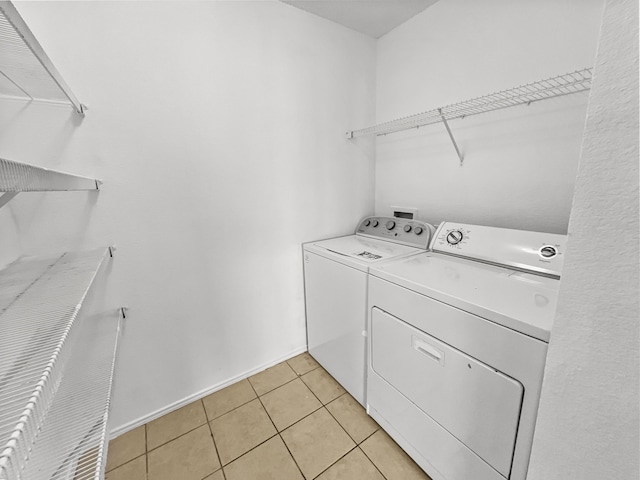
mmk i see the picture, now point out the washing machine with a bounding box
[366,222,567,480]
[303,216,435,406]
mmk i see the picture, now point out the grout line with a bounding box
[221,432,280,467]
[203,398,225,477]
[358,442,390,480]
[146,417,209,453]
[286,357,322,377]
[323,400,360,446]
[311,444,359,480]
[249,373,306,478]
[105,453,146,474]
[359,428,380,445]
[251,376,296,396]
[145,424,149,475]
[278,430,306,479]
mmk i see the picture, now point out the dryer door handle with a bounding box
[413,337,444,365]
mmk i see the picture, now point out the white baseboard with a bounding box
[109,344,308,439]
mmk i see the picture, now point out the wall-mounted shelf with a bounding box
[0,157,100,209]
[0,248,121,480]
[346,67,593,165]
[0,1,85,115]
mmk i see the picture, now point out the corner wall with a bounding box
[528,0,639,478]
[0,1,376,433]
[374,0,604,233]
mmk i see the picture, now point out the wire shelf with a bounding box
[346,68,593,139]
[0,158,100,193]
[0,1,84,114]
[16,310,121,480]
[0,249,111,480]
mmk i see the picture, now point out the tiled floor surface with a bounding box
[105,352,431,480]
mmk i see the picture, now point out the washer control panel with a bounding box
[432,222,567,278]
[356,216,435,249]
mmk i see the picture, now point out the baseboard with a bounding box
[109,344,308,438]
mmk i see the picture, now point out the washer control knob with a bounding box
[372,220,379,227]
[403,225,412,233]
[364,219,371,227]
[386,220,396,230]
[446,230,464,245]
[414,227,424,235]
[540,246,558,258]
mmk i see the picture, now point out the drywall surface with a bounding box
[0,1,376,432]
[528,0,639,478]
[374,0,604,233]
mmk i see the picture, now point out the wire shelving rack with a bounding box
[346,67,594,165]
[0,157,101,209]
[0,249,121,480]
[0,1,85,115]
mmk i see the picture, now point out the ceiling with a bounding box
[281,0,440,39]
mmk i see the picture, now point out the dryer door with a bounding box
[371,308,523,477]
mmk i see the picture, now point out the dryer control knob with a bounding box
[386,220,396,230]
[372,220,379,227]
[403,225,412,233]
[540,246,558,258]
[446,230,464,245]
[364,219,371,227]
[414,227,424,235]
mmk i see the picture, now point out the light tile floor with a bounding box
[106,352,432,480]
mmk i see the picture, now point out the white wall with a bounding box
[0,1,376,433]
[528,0,639,478]
[375,0,604,234]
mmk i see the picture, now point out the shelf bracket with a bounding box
[438,109,464,166]
[0,192,19,209]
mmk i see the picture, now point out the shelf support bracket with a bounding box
[438,109,464,166]
[0,192,19,209]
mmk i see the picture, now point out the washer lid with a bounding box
[370,253,561,342]
[306,235,422,265]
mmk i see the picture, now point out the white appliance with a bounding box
[367,222,567,480]
[303,216,435,405]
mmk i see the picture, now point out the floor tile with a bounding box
[202,379,257,420]
[260,378,322,431]
[224,435,303,480]
[300,367,345,404]
[360,430,432,480]
[281,408,355,479]
[203,470,225,480]
[315,448,385,480]
[286,352,320,376]
[210,398,277,465]
[249,362,297,396]
[326,393,379,443]
[203,470,224,480]
[106,425,146,471]
[105,455,147,480]
[146,400,207,450]
[147,424,220,480]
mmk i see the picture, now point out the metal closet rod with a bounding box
[0,0,85,115]
[346,67,594,165]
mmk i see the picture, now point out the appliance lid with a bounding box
[308,235,422,263]
[431,222,567,278]
[370,253,561,342]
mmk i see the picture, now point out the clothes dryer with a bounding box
[367,222,566,480]
[303,216,435,405]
